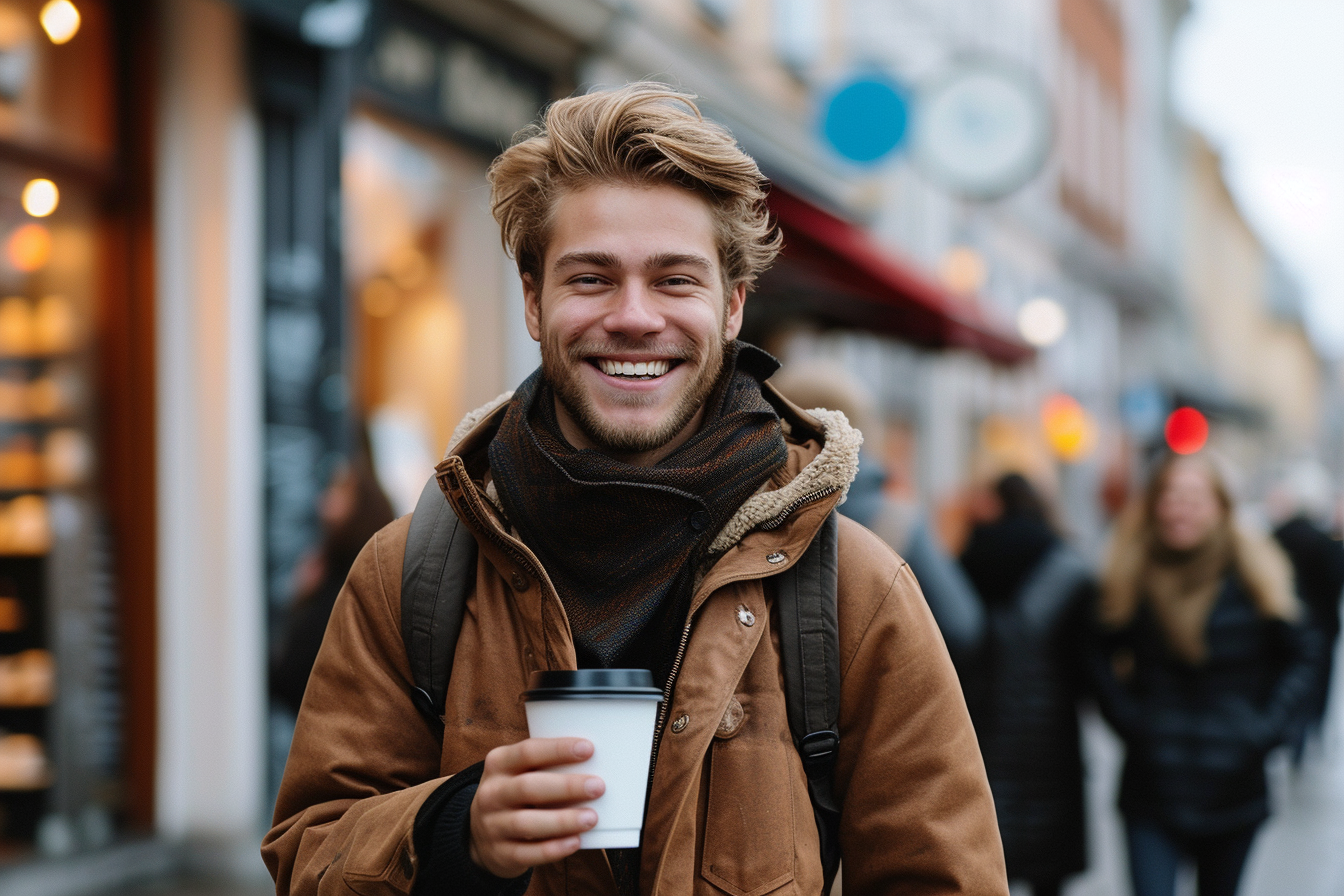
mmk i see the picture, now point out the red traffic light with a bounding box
[1164,407,1208,455]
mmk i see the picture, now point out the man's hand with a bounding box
[469,737,604,878]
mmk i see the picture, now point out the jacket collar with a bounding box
[441,381,863,550]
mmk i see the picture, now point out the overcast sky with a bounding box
[1173,0,1344,357]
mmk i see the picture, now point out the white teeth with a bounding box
[598,359,672,377]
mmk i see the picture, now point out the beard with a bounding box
[541,331,728,456]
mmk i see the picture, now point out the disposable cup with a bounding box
[523,669,662,849]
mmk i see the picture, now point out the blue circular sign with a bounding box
[821,76,910,164]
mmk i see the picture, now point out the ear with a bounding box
[723,282,746,340]
[522,273,542,342]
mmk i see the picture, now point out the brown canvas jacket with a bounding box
[262,389,1008,896]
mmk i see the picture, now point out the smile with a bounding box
[594,358,675,379]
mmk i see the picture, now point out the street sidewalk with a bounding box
[106,877,272,896]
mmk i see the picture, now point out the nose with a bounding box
[602,282,665,338]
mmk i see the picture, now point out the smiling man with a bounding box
[264,84,1007,896]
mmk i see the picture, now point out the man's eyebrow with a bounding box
[645,252,714,274]
[551,250,621,271]
[550,251,716,275]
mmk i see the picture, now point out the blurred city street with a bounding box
[0,0,1342,893]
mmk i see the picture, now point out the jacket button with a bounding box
[671,713,689,733]
[689,510,709,532]
[717,697,745,737]
[766,551,786,564]
[398,848,414,879]
[736,605,755,627]
[510,571,530,591]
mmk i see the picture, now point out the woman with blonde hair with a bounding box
[1092,452,1318,896]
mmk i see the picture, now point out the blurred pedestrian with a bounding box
[1092,452,1318,896]
[770,360,985,667]
[271,443,396,716]
[1268,459,1343,750]
[957,472,1096,896]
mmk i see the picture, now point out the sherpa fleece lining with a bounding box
[444,395,862,554]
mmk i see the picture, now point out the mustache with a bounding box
[564,339,701,362]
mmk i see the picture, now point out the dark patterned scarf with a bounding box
[488,342,788,680]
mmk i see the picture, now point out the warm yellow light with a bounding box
[940,246,987,297]
[361,278,399,318]
[7,224,51,273]
[388,245,429,291]
[21,179,58,218]
[1041,393,1096,463]
[39,0,80,44]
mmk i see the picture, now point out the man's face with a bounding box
[523,183,746,465]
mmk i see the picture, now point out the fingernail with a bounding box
[573,740,593,758]
[584,777,604,798]
[579,809,598,828]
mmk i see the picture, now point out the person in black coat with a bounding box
[958,473,1096,896]
[1271,492,1343,742]
[1092,452,1319,896]
[271,448,396,716]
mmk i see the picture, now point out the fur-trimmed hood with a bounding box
[444,386,863,553]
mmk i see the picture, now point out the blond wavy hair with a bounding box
[1100,452,1298,633]
[487,82,782,293]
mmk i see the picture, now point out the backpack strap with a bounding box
[774,510,842,889]
[401,474,478,739]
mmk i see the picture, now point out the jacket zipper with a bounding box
[758,487,840,531]
[648,615,695,788]
[646,484,840,787]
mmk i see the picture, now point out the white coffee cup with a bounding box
[523,669,663,849]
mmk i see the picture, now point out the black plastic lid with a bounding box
[524,669,663,701]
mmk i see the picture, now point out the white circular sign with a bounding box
[913,60,1051,200]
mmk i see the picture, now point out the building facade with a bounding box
[1,0,1327,893]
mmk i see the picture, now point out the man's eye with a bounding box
[572,275,606,286]
[661,276,696,288]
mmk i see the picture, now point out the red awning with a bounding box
[759,188,1034,365]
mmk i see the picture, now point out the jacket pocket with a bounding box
[701,734,796,896]
[342,831,415,896]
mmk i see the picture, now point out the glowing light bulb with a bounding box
[21,179,58,218]
[1017,297,1067,347]
[39,0,80,45]
[1041,393,1096,463]
[7,224,51,272]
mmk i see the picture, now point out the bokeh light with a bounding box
[1016,297,1068,347]
[940,246,987,296]
[361,278,398,318]
[39,0,79,44]
[7,224,51,272]
[21,179,58,218]
[1041,393,1096,462]
[1164,407,1209,454]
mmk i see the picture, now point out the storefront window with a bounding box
[343,108,511,514]
[0,0,113,161]
[0,0,119,858]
